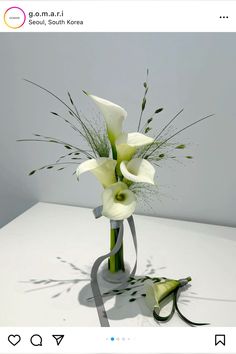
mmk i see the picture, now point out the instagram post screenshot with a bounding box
[0,1,236,353]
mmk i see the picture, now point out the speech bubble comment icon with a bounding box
[30,334,43,346]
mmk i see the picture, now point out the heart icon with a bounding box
[8,334,21,346]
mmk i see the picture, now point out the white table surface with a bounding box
[0,202,235,327]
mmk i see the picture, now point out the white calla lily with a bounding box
[116,132,154,163]
[76,158,117,188]
[102,182,137,220]
[86,94,127,146]
[144,278,185,311]
[120,158,155,184]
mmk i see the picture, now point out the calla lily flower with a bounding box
[116,132,154,163]
[76,158,117,188]
[102,182,137,220]
[144,279,181,311]
[120,158,155,184]
[85,93,127,146]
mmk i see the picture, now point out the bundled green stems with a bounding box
[108,226,125,273]
[107,142,125,273]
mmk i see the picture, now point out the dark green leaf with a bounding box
[147,118,153,124]
[127,278,134,283]
[145,127,151,134]
[155,108,163,114]
[142,97,146,111]
[29,170,36,176]
[47,166,53,169]
[159,154,165,158]
[51,112,59,116]
[143,82,147,88]
[64,145,72,150]
[68,92,74,105]
[153,277,161,282]
[129,298,136,302]
[186,156,193,159]
[176,144,186,149]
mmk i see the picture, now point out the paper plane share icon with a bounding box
[52,334,64,346]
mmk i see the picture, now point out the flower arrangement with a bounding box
[19,71,213,326]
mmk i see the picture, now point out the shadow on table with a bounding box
[22,257,173,322]
[78,273,193,323]
[22,256,236,324]
[78,278,151,320]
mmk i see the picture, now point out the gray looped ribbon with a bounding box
[91,206,138,327]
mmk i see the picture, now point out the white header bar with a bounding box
[0,1,235,32]
[0,327,235,353]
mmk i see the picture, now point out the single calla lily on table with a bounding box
[145,278,184,311]
[144,277,209,325]
[102,182,137,220]
[76,157,117,188]
[120,158,155,184]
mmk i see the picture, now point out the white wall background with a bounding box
[0,33,235,228]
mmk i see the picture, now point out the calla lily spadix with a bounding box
[102,182,137,220]
[120,158,156,184]
[116,132,154,164]
[76,158,117,188]
[85,93,127,146]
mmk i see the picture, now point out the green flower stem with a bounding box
[112,145,117,160]
[108,143,125,272]
[109,227,125,273]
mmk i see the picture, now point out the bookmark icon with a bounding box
[215,334,226,346]
[52,334,64,346]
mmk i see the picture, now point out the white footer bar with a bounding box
[0,327,234,353]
